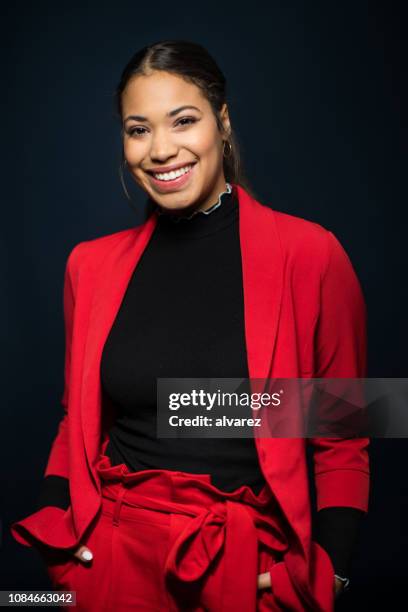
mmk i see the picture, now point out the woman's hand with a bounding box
[334,576,346,597]
[257,572,272,590]
[37,542,93,567]
[72,545,93,564]
[257,571,346,597]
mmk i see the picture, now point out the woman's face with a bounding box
[121,70,231,215]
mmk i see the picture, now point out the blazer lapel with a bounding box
[235,184,284,381]
[80,211,160,486]
[238,185,314,593]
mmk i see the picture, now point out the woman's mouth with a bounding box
[146,163,196,193]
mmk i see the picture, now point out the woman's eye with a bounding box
[175,117,197,127]
[128,126,147,137]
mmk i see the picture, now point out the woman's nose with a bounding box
[149,132,178,161]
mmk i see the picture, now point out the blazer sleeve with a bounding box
[10,244,81,549]
[308,229,370,512]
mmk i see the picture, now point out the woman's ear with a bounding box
[220,103,231,138]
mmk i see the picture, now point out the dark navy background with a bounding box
[2,0,406,608]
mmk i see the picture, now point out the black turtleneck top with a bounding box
[100,183,267,493]
[35,183,364,578]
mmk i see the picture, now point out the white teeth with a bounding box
[153,164,193,181]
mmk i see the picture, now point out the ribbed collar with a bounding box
[150,182,239,240]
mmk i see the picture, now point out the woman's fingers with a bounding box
[73,545,93,563]
[257,571,272,590]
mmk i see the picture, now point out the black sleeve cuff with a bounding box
[34,475,71,511]
[314,506,365,577]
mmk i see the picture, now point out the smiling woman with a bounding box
[119,72,237,209]
[11,39,369,612]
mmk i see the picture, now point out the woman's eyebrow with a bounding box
[124,105,202,123]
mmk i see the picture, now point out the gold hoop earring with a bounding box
[223,140,232,158]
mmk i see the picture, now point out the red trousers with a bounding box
[45,447,290,611]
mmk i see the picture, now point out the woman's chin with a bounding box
[152,188,203,215]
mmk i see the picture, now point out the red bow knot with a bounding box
[164,499,260,611]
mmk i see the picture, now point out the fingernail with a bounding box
[81,550,93,561]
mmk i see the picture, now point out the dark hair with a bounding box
[114,39,258,209]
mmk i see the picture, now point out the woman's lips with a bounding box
[147,163,196,193]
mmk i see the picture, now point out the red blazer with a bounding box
[11,183,369,611]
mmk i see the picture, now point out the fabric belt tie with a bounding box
[164,498,280,612]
